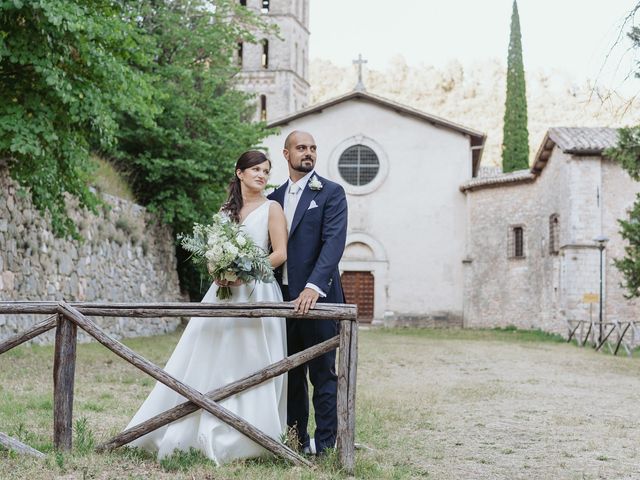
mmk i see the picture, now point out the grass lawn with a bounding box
[1,326,639,479]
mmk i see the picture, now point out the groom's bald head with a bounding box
[284,130,314,150]
[283,130,317,181]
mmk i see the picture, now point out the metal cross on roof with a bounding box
[353,54,368,91]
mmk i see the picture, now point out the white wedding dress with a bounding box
[125,200,287,465]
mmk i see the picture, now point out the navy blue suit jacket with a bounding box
[268,174,347,303]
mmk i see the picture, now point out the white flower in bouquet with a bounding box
[205,249,217,262]
[177,212,274,300]
[225,243,239,257]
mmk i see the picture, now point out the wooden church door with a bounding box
[341,271,374,323]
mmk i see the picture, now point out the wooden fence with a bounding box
[0,301,358,473]
[566,319,640,356]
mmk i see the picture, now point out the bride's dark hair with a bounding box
[221,150,271,223]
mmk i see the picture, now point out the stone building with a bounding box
[462,128,640,335]
[261,90,486,326]
[235,0,310,121]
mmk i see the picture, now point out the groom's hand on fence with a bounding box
[293,288,320,314]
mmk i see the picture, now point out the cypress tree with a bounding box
[501,0,530,172]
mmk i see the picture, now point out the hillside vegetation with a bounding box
[90,156,136,203]
[310,56,640,167]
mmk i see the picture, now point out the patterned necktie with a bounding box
[288,183,300,195]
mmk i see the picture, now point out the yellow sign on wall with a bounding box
[583,293,599,304]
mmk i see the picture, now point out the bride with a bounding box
[125,151,288,465]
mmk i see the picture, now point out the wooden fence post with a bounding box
[53,313,77,451]
[337,319,357,474]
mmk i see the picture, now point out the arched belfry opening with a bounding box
[260,95,267,121]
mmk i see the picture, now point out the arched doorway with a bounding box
[340,235,387,324]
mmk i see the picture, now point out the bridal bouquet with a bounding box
[178,213,274,300]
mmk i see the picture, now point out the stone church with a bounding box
[238,0,640,335]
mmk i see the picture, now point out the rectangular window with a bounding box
[261,0,270,13]
[237,42,243,67]
[549,214,559,254]
[508,225,526,259]
[514,227,524,257]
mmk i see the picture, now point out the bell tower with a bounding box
[236,0,311,122]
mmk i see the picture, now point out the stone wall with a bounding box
[463,173,550,331]
[0,172,183,344]
[463,151,592,335]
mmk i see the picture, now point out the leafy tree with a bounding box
[501,0,530,172]
[607,24,640,296]
[109,0,274,298]
[0,0,155,237]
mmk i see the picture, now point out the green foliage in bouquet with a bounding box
[178,213,274,300]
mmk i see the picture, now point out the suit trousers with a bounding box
[281,285,338,453]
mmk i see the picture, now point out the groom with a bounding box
[268,130,348,455]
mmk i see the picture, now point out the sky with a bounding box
[309,0,640,95]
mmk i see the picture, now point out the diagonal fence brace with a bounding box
[98,334,340,452]
[57,301,312,468]
[0,315,57,355]
[0,431,46,459]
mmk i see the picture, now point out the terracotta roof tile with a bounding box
[547,127,619,154]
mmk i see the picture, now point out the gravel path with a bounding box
[358,330,640,479]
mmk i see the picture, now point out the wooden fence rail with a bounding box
[565,319,639,356]
[0,432,45,459]
[0,301,358,473]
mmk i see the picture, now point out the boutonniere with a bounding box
[309,175,323,191]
